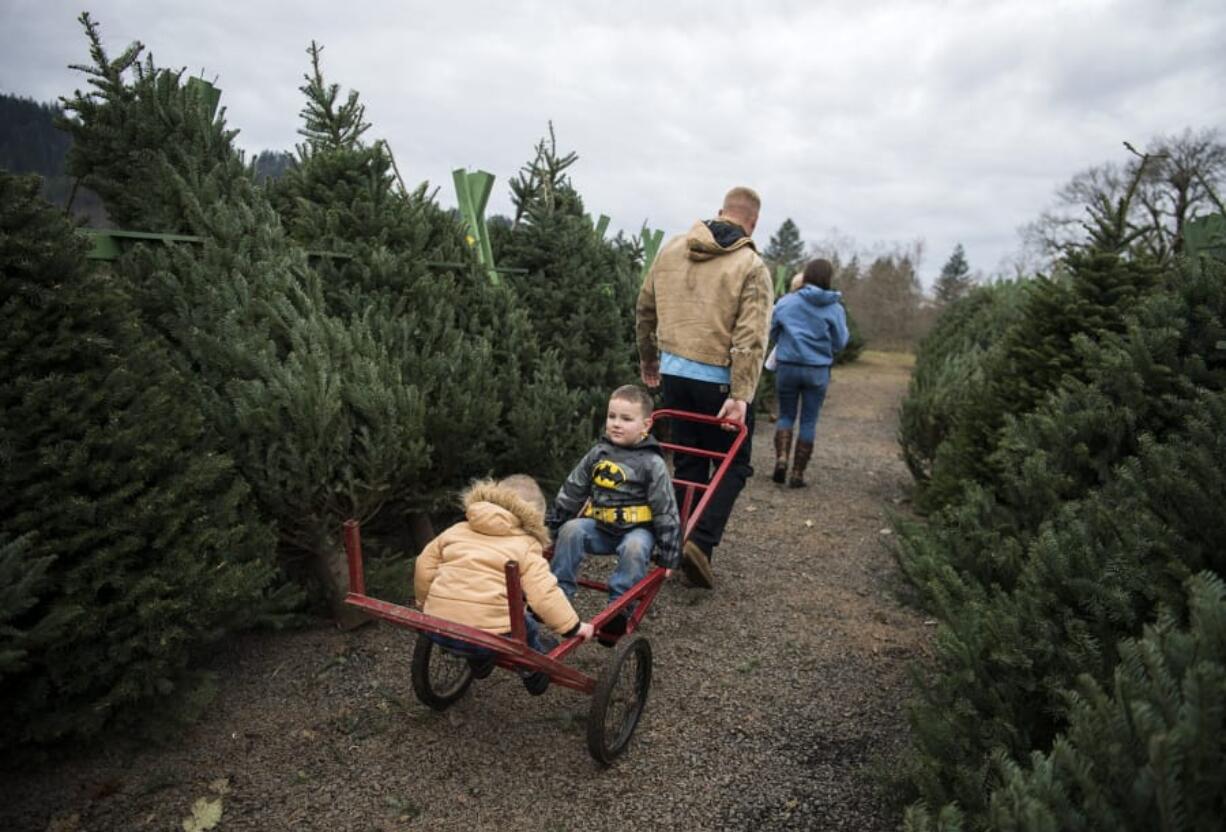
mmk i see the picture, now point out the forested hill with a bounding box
[0,94,71,178]
[0,91,292,217]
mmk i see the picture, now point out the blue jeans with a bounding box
[552,518,654,605]
[775,363,830,442]
[432,625,547,655]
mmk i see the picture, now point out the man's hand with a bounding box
[640,359,661,388]
[576,622,595,641]
[716,397,748,430]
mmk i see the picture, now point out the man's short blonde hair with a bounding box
[497,474,547,516]
[722,186,761,218]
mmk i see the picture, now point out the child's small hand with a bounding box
[576,622,595,641]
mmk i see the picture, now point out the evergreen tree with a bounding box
[763,218,806,276]
[990,572,1226,832]
[0,171,288,745]
[918,251,1160,512]
[269,44,583,506]
[495,126,641,442]
[896,254,1226,826]
[933,243,974,305]
[59,17,426,623]
[898,281,1027,484]
[58,14,236,233]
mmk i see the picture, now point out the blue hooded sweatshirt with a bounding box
[770,285,849,367]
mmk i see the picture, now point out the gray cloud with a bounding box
[3,0,1224,284]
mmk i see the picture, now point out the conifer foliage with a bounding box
[59,16,425,623]
[0,171,285,745]
[990,572,1226,832]
[269,45,585,496]
[933,243,973,306]
[495,126,641,434]
[897,209,1226,828]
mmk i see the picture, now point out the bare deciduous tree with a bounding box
[1024,128,1226,264]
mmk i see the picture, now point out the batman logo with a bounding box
[592,460,627,490]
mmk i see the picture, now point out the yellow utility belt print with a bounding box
[583,504,654,524]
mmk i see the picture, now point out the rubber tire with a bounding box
[411,632,474,710]
[586,634,652,765]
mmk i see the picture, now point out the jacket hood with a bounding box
[799,285,843,307]
[686,219,757,262]
[460,480,550,544]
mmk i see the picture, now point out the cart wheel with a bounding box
[586,634,652,764]
[411,632,474,710]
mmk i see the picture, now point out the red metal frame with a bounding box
[341,409,747,694]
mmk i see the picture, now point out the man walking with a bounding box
[636,186,774,588]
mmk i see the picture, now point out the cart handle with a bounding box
[649,408,749,543]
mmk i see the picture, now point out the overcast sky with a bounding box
[3,1,1224,286]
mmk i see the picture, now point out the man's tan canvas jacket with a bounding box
[636,219,774,402]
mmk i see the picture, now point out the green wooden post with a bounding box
[774,264,791,296]
[593,214,610,239]
[186,77,221,118]
[80,227,352,265]
[452,168,499,285]
[640,227,664,279]
[81,228,203,260]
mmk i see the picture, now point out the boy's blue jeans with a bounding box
[551,518,655,606]
[775,363,831,442]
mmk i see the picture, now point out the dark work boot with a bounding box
[789,440,814,488]
[772,429,793,484]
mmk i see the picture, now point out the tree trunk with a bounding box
[315,543,370,631]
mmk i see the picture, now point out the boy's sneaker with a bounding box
[521,670,550,696]
[468,655,496,679]
[596,612,629,648]
[681,541,715,589]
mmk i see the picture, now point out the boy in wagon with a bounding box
[547,384,682,639]
[414,475,594,691]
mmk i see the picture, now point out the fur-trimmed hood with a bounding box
[460,480,550,545]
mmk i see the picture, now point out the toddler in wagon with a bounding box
[414,475,594,692]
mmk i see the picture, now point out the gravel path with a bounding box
[1,351,928,832]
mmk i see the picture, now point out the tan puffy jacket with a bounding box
[636,219,774,401]
[413,481,579,636]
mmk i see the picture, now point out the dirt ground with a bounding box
[1,350,929,832]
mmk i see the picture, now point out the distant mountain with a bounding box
[0,94,71,178]
[0,91,292,225]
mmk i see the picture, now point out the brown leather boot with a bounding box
[772,429,793,484]
[680,540,715,589]
[789,440,814,488]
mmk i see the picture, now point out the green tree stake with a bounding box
[640,226,664,279]
[774,263,790,295]
[453,168,499,285]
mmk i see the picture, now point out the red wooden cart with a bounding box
[342,409,747,763]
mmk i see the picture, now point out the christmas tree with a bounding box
[59,17,425,623]
[494,125,641,436]
[0,171,288,745]
[933,243,974,306]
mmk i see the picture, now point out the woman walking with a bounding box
[770,258,849,487]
